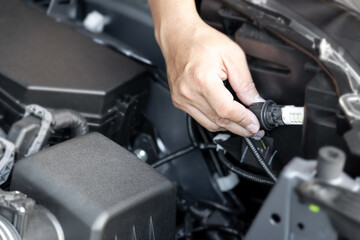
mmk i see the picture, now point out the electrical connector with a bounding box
[249,100,304,130]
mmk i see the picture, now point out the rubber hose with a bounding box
[52,109,89,137]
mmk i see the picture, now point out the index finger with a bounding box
[203,78,260,135]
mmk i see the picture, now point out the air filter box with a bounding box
[0,0,149,130]
[10,133,176,240]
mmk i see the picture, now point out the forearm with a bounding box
[148,0,201,45]
[147,0,261,137]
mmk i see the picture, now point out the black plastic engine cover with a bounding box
[0,0,149,129]
[11,133,176,240]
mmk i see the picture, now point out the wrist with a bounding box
[152,1,202,48]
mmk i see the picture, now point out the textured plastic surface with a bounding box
[0,0,148,127]
[11,133,176,240]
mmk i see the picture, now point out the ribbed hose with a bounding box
[52,110,89,137]
[244,138,278,182]
[218,150,274,185]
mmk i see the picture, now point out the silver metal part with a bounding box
[319,39,360,123]
[334,0,360,13]
[319,39,360,94]
[133,148,148,162]
[0,190,64,240]
[0,138,15,185]
[24,206,65,240]
[0,190,36,237]
[245,153,360,240]
[317,146,346,181]
[339,93,360,123]
[24,104,53,157]
[0,215,21,240]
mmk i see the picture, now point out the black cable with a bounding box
[196,200,238,215]
[192,225,242,238]
[187,115,199,148]
[187,115,276,184]
[196,123,225,175]
[152,145,195,168]
[217,150,274,185]
[228,191,246,214]
[189,115,228,205]
[190,116,247,210]
[244,138,278,182]
[203,129,245,212]
[186,115,217,150]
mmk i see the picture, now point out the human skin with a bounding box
[148,0,264,137]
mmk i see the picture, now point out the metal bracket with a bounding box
[0,190,36,237]
[0,190,65,240]
[24,105,53,157]
[245,155,360,240]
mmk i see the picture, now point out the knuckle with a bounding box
[170,95,181,109]
[177,84,186,96]
[192,69,207,87]
[216,104,233,119]
[177,82,191,99]
[243,131,253,138]
[237,110,248,125]
[238,48,246,59]
[215,117,230,127]
[240,80,256,93]
[231,45,246,60]
[207,124,220,132]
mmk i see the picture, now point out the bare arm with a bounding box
[148,0,264,137]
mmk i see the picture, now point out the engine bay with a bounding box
[0,0,359,239]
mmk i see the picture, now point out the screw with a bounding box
[133,149,148,162]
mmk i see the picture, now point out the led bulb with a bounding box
[281,106,304,125]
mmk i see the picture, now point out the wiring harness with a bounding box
[152,115,278,185]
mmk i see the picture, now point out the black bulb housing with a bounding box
[248,100,285,131]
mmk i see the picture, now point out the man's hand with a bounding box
[148,0,264,137]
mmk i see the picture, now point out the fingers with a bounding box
[224,50,263,106]
[162,22,265,137]
[172,69,261,136]
[185,105,226,132]
[176,88,257,136]
[202,78,261,136]
[185,102,253,136]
